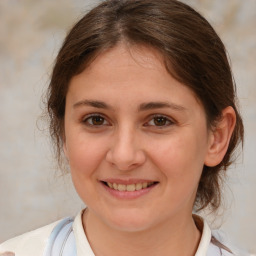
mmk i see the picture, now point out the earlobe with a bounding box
[204,106,236,167]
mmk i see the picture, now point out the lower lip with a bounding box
[101,182,158,199]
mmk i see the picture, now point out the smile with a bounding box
[100,180,159,199]
[104,181,156,192]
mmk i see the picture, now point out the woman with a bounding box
[0,0,248,255]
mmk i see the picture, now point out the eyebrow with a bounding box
[73,99,187,112]
[138,102,187,111]
[73,100,113,109]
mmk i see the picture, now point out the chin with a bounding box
[103,208,154,232]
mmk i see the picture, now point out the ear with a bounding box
[204,106,236,167]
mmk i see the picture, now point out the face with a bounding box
[64,44,214,232]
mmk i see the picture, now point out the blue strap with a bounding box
[43,217,77,256]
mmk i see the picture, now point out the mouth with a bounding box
[101,181,159,192]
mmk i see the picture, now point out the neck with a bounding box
[83,209,201,256]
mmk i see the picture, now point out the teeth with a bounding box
[105,182,155,191]
[107,182,113,188]
[113,183,118,190]
[117,184,126,191]
[127,184,136,192]
[142,182,148,188]
[135,183,142,190]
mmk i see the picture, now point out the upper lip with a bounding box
[100,179,158,185]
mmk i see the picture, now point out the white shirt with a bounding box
[0,210,249,256]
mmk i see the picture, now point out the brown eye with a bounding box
[84,115,108,126]
[92,116,105,125]
[146,115,173,127]
[153,116,168,126]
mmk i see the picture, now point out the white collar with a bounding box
[72,210,95,256]
[73,210,215,256]
[194,215,213,256]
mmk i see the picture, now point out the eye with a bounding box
[146,115,174,127]
[83,114,109,126]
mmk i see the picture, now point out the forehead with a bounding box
[67,44,205,118]
[84,44,166,76]
[75,44,199,102]
[69,44,180,96]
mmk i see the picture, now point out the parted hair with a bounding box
[47,0,244,211]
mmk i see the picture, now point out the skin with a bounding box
[63,44,236,256]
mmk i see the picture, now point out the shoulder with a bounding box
[0,219,62,256]
[211,229,251,256]
[193,214,250,256]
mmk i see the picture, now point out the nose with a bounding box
[106,127,146,171]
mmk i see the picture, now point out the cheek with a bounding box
[66,134,109,203]
[148,134,206,210]
[149,132,206,183]
[66,132,107,178]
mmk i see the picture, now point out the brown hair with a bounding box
[47,0,244,211]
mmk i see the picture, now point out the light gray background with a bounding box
[0,0,255,254]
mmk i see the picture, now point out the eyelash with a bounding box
[82,114,175,128]
[82,114,109,127]
[145,114,174,128]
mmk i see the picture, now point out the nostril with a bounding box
[105,139,146,171]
